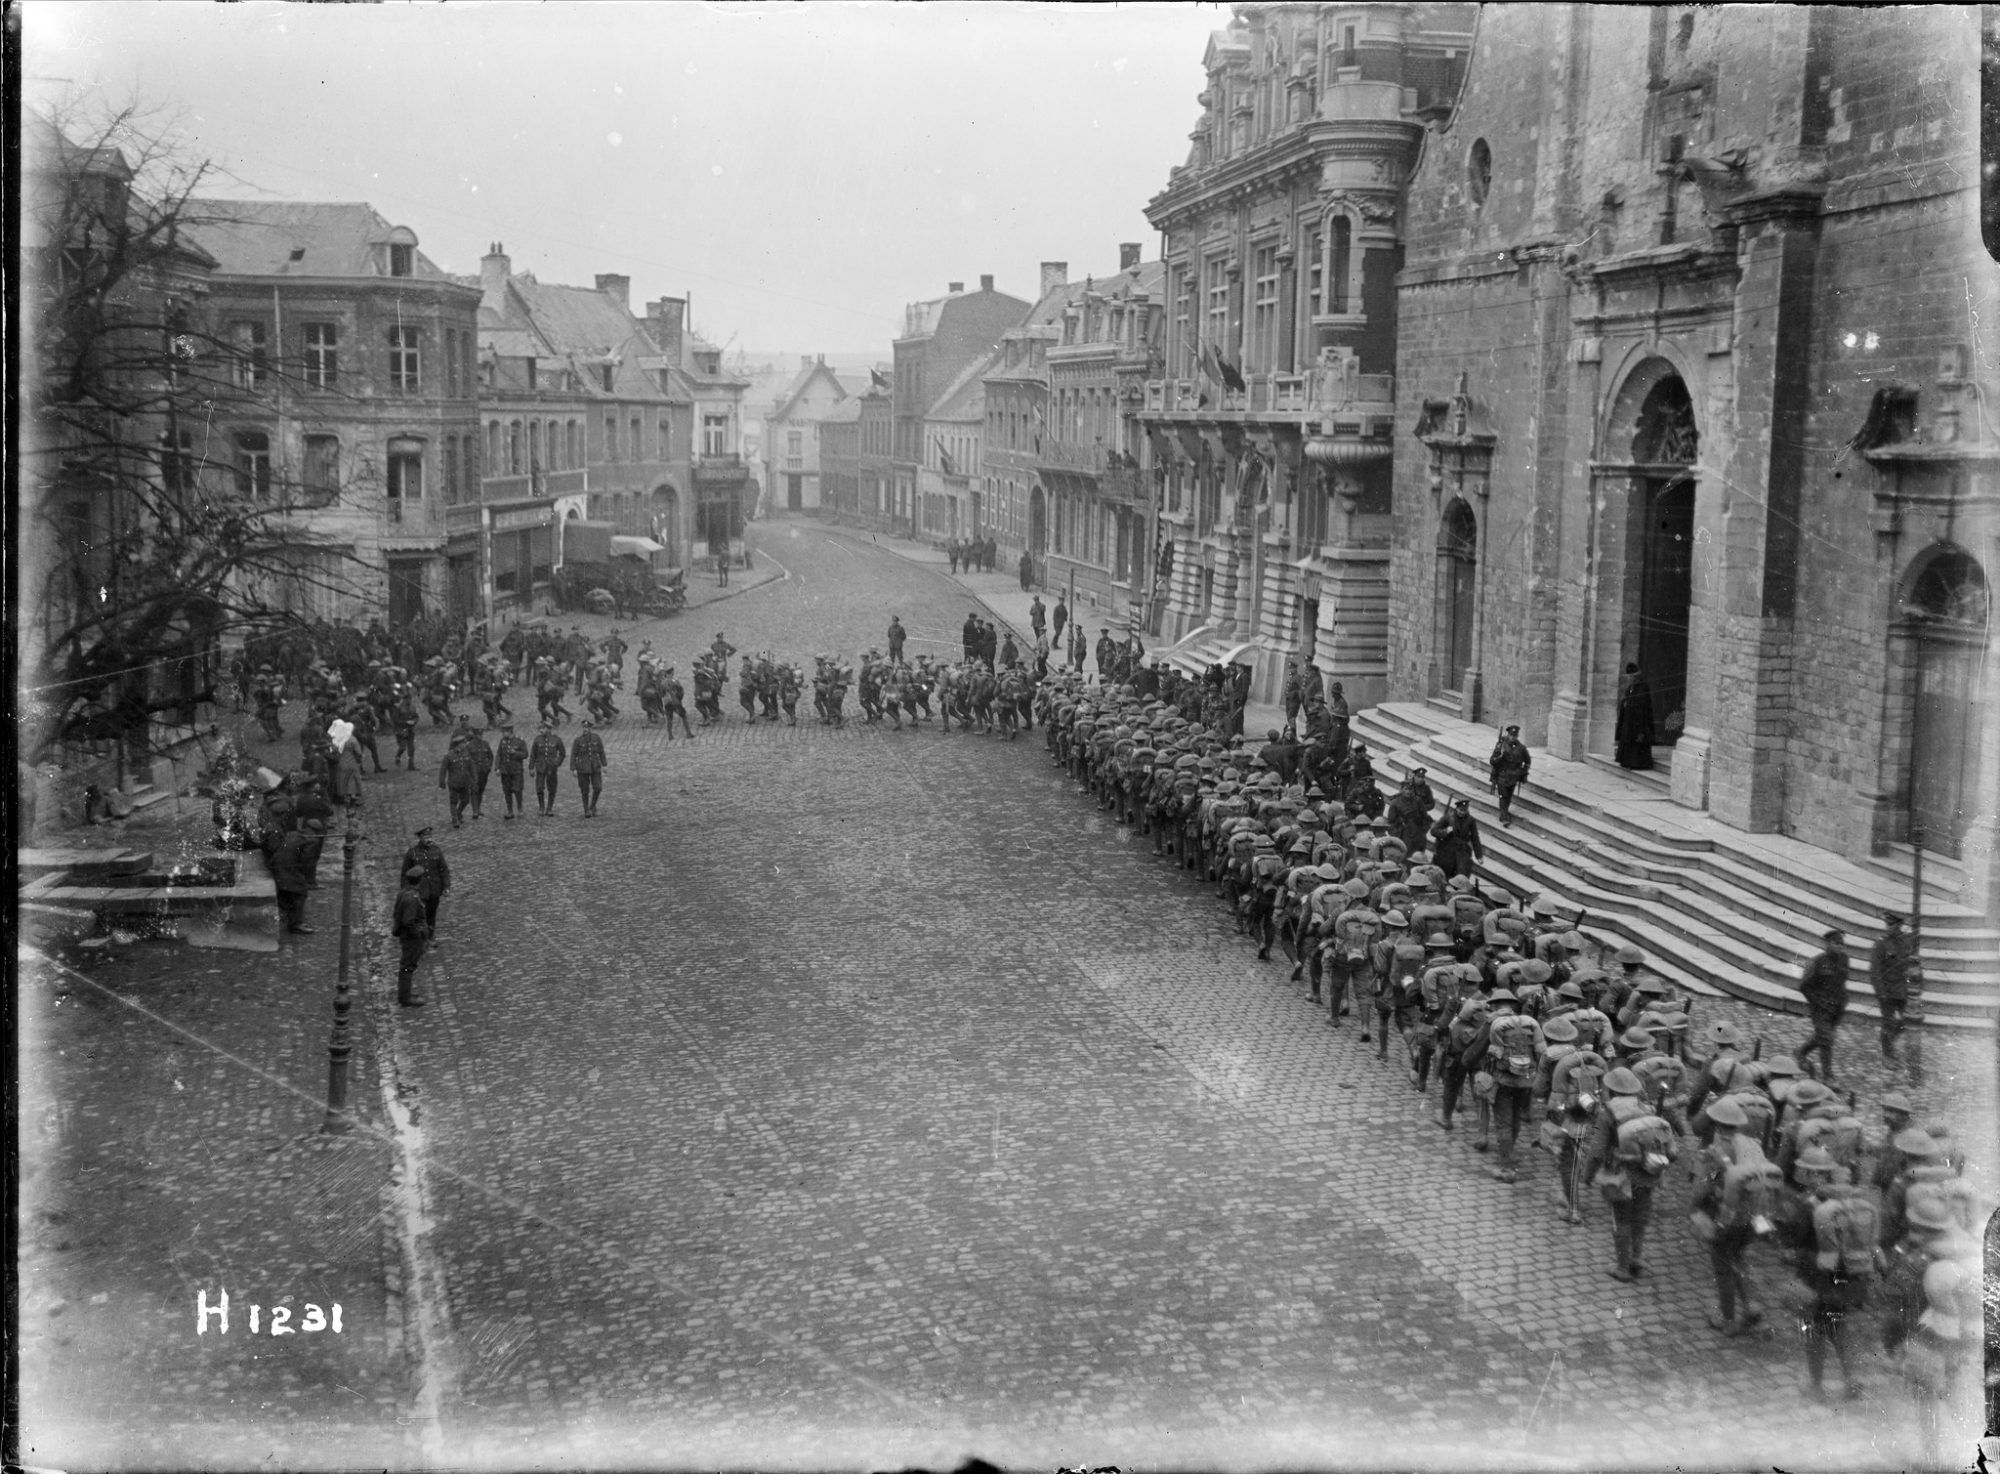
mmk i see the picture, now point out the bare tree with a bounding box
[20,101,370,770]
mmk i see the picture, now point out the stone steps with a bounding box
[1350,702,1999,1031]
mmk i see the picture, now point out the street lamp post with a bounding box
[321,799,360,1134]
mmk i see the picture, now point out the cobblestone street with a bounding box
[261,520,1967,1470]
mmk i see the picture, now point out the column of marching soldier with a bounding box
[1033,667,1985,1454]
[230,623,1983,1451]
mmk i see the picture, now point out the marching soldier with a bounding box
[495,722,529,820]
[392,865,431,1008]
[662,666,696,738]
[466,725,495,819]
[401,825,451,938]
[570,718,607,818]
[529,719,566,816]
[438,731,475,828]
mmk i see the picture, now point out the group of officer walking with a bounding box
[1034,669,1984,1446]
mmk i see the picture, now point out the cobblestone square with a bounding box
[36,521,1952,1471]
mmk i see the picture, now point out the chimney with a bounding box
[480,241,511,310]
[1040,261,1068,297]
[980,273,994,292]
[1119,242,1143,272]
[646,296,686,367]
[595,273,630,308]
[948,281,965,294]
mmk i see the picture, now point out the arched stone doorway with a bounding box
[1029,486,1047,555]
[1898,545,1989,858]
[1434,499,1477,694]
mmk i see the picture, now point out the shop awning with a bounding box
[610,535,666,558]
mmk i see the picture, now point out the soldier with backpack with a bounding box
[1897,1257,1982,1467]
[1369,910,1425,1065]
[1781,1143,1883,1401]
[1470,989,1544,1183]
[1590,1065,1680,1280]
[1324,885,1381,1030]
[1436,994,1490,1135]
[1544,1020,1607,1225]
[1689,1095,1783,1336]
[1412,933,1474,1094]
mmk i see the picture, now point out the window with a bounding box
[1204,257,1229,363]
[388,325,420,393]
[600,365,615,392]
[232,321,268,389]
[463,333,477,395]
[508,420,523,475]
[1329,217,1352,314]
[568,421,580,467]
[525,358,537,391]
[386,438,424,515]
[1306,227,1323,318]
[389,243,414,277]
[443,437,459,504]
[303,322,339,388]
[234,430,272,499]
[703,414,728,456]
[303,435,340,504]
[631,415,642,462]
[159,426,196,493]
[529,421,541,474]
[1467,138,1492,207]
[658,417,670,460]
[485,421,500,472]
[605,413,618,462]
[444,329,459,397]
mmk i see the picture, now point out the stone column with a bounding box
[1704,191,1823,827]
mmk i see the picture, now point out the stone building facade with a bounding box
[1033,250,1166,620]
[1139,2,1474,703]
[184,201,485,628]
[1388,4,1997,909]
[761,356,860,516]
[470,247,696,616]
[891,276,1031,540]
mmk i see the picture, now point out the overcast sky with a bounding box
[25,2,1229,354]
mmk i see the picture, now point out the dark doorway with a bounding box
[1907,548,1988,858]
[1435,499,1477,693]
[1029,487,1047,554]
[388,560,425,627]
[1299,595,1320,665]
[786,474,802,511]
[1638,478,1695,740]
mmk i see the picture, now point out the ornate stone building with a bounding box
[1139,2,1474,702]
[1388,4,1997,912]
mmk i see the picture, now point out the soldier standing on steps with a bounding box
[1795,929,1851,1084]
[1429,797,1485,880]
[1489,723,1532,824]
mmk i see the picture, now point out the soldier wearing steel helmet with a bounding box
[1586,1064,1678,1280]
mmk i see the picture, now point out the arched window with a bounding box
[1907,547,1989,629]
[508,420,523,475]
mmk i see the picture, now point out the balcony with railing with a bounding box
[478,466,589,505]
[1142,370,1389,420]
